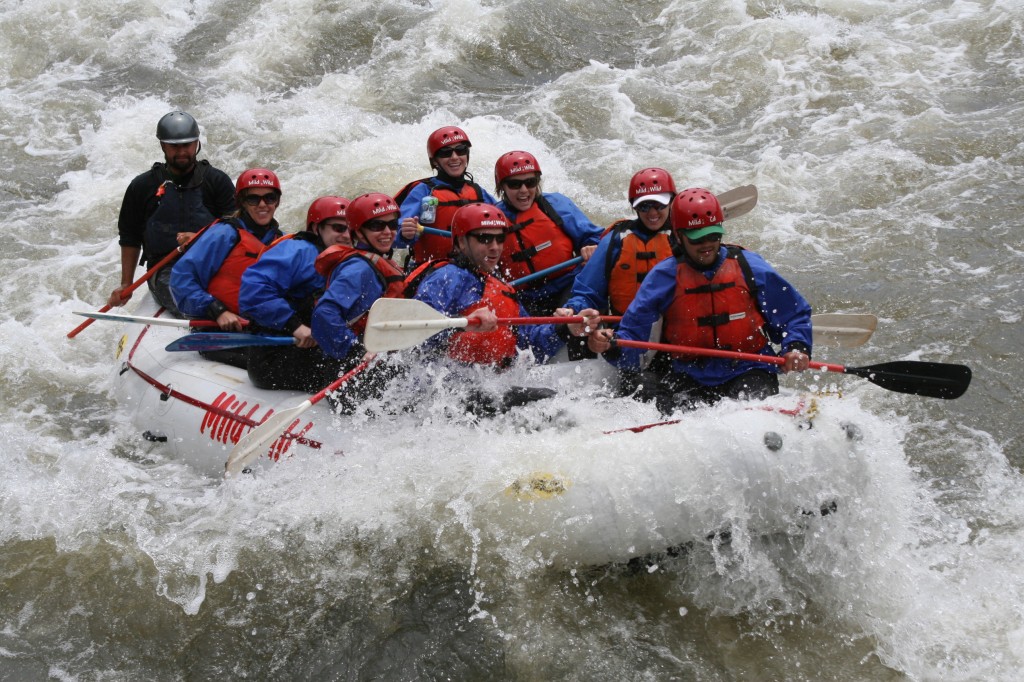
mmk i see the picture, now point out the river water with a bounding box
[2,0,1022,679]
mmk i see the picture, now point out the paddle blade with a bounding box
[224,401,313,477]
[844,361,972,399]
[166,333,294,352]
[811,313,878,348]
[225,360,371,476]
[363,298,466,352]
[718,185,758,220]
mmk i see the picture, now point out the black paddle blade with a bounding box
[844,361,972,399]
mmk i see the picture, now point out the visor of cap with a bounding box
[632,192,672,208]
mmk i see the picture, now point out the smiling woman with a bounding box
[493,150,605,316]
[168,168,284,351]
[394,126,500,268]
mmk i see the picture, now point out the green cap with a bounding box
[681,224,724,240]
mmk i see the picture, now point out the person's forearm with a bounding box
[119,246,142,286]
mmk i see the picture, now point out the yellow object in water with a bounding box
[506,472,570,500]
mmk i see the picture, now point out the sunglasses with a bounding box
[320,221,349,232]
[503,176,540,190]
[683,232,723,245]
[635,201,668,213]
[435,144,470,159]
[242,192,280,207]
[361,218,399,233]
[469,232,507,245]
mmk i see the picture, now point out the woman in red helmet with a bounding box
[492,150,604,317]
[238,196,352,391]
[589,188,813,413]
[170,168,285,345]
[394,125,499,268]
[309,192,409,411]
[561,167,679,317]
[311,192,407,365]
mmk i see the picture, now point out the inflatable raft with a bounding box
[106,295,886,568]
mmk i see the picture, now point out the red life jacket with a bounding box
[448,274,520,366]
[606,223,675,314]
[661,247,767,357]
[314,245,406,335]
[395,178,487,263]
[498,195,575,285]
[207,220,275,314]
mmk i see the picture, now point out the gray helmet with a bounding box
[156,111,200,144]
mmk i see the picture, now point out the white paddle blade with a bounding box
[718,185,758,220]
[363,298,469,352]
[73,311,194,328]
[811,313,878,348]
[224,400,313,477]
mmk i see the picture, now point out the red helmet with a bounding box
[670,188,725,233]
[494,151,541,187]
[451,203,510,239]
[628,167,676,205]
[347,192,400,232]
[235,168,281,196]
[306,196,350,231]
[427,126,471,158]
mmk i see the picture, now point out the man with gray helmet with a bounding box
[107,111,236,314]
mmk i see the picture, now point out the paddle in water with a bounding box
[224,360,372,477]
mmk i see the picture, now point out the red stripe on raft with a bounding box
[123,324,322,450]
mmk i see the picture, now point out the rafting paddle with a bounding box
[224,360,371,477]
[166,333,295,352]
[363,298,877,352]
[509,257,584,287]
[609,338,971,399]
[67,228,210,338]
[362,298,607,352]
[73,311,246,329]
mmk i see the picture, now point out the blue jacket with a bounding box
[414,263,565,363]
[394,176,499,249]
[239,236,324,332]
[170,218,281,319]
[564,219,669,314]
[497,192,604,305]
[610,246,813,385]
[310,256,386,360]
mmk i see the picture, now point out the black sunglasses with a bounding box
[504,176,540,190]
[469,232,507,245]
[435,144,470,159]
[683,232,722,245]
[361,218,399,232]
[242,192,280,207]
[635,201,668,213]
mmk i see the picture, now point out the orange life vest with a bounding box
[314,245,407,335]
[396,178,487,264]
[207,221,273,314]
[448,275,520,365]
[661,250,767,356]
[606,225,675,314]
[499,196,575,284]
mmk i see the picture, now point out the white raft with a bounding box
[108,295,885,568]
